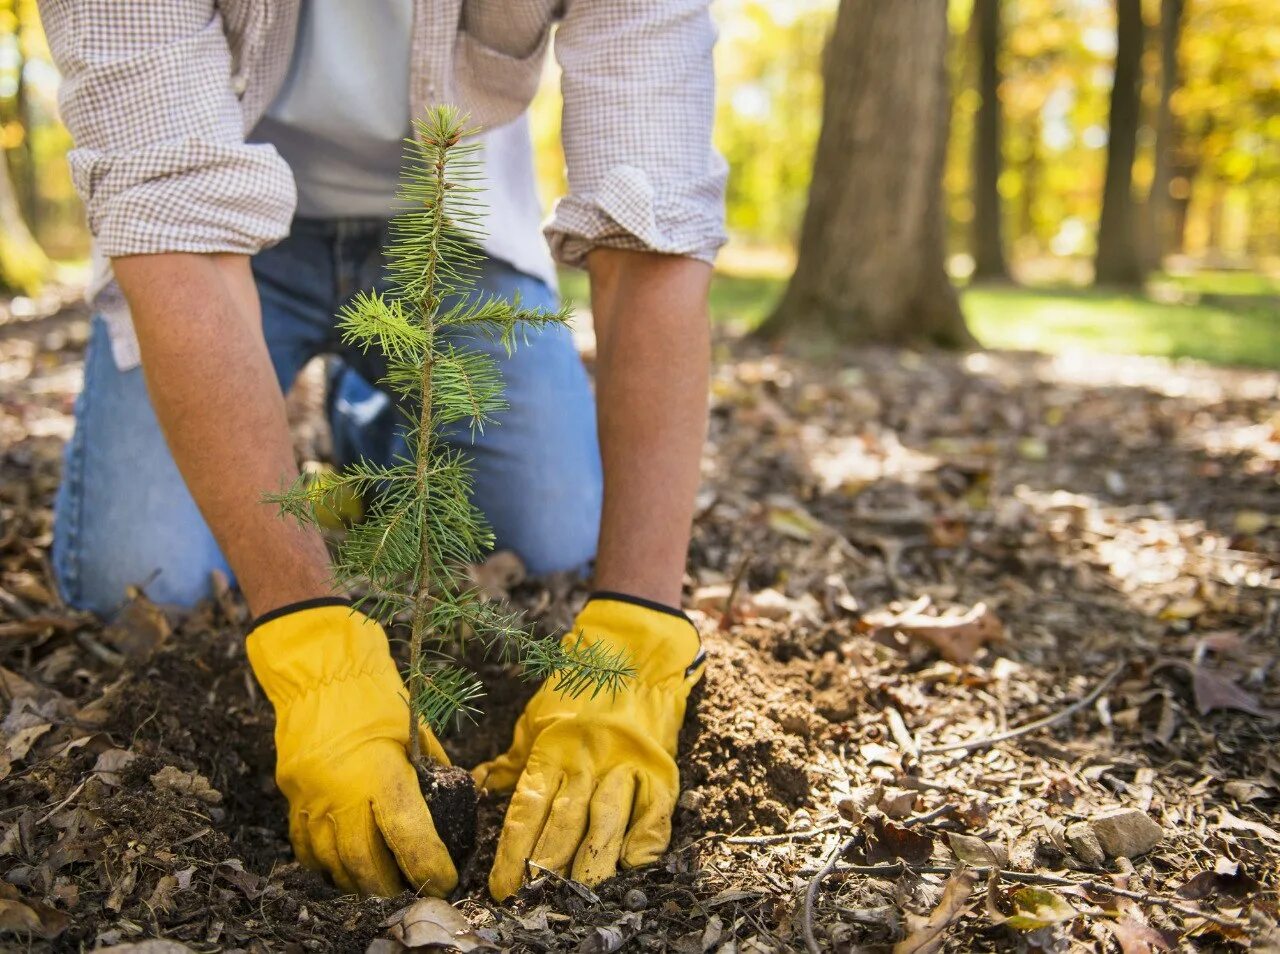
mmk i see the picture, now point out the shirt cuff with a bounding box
[70,140,296,259]
[545,161,728,269]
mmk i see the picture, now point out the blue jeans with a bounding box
[53,218,603,616]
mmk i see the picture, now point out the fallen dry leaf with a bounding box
[384,897,494,951]
[865,815,935,866]
[149,765,222,805]
[1218,809,1280,846]
[863,600,1004,664]
[1176,858,1261,901]
[1191,663,1280,721]
[102,588,172,661]
[893,867,978,954]
[1002,886,1077,931]
[1107,915,1172,953]
[947,832,1007,868]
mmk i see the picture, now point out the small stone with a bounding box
[1089,808,1163,859]
[1065,821,1106,868]
[623,888,648,912]
[678,789,706,812]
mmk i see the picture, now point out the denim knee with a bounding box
[51,319,231,616]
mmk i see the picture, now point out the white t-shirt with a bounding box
[250,0,556,289]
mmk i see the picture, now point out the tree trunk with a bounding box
[0,147,46,294]
[1017,111,1043,248]
[1140,0,1184,269]
[971,0,1009,281]
[1094,0,1146,286]
[760,0,971,348]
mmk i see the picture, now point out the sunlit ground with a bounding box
[559,266,1280,369]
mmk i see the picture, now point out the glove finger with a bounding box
[334,806,406,898]
[620,771,678,870]
[472,750,525,793]
[372,758,459,897]
[473,717,535,792]
[289,808,321,873]
[528,772,594,877]
[418,726,451,767]
[571,767,637,887]
[309,813,358,895]
[489,767,562,901]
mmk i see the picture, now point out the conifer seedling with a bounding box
[268,107,634,861]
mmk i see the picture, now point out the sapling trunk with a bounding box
[268,107,635,865]
[405,143,445,767]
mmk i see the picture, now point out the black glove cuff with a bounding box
[248,597,353,634]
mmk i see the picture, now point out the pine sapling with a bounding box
[268,107,634,861]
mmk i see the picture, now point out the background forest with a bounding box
[1,0,1276,365]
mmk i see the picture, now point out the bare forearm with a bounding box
[112,253,331,615]
[587,249,712,606]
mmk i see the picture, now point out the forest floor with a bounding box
[1,294,1278,952]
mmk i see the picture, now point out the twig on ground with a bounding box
[525,861,601,905]
[920,661,1127,756]
[719,552,754,631]
[885,706,919,761]
[36,778,86,825]
[800,800,951,953]
[725,823,846,845]
[801,862,1248,932]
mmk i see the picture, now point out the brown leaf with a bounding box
[145,875,180,914]
[1217,809,1280,846]
[92,748,138,787]
[101,589,171,661]
[1192,664,1280,722]
[1176,859,1261,901]
[892,868,978,954]
[947,832,1007,868]
[0,898,42,935]
[866,816,935,866]
[3,722,51,762]
[1107,916,1171,954]
[864,601,1003,664]
[384,898,495,951]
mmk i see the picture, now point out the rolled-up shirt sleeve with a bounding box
[41,1,295,259]
[547,0,728,269]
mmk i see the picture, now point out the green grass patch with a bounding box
[558,268,1279,369]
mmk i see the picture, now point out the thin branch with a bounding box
[920,661,1127,756]
[811,862,1249,932]
[800,804,947,953]
[725,823,847,846]
[719,552,754,631]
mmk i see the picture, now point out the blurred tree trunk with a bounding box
[1141,0,1185,269]
[0,148,47,293]
[760,0,971,348]
[1017,112,1043,248]
[1094,0,1146,286]
[971,0,1009,281]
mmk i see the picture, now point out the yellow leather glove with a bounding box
[246,600,458,898]
[474,593,705,900]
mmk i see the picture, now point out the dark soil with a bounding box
[418,762,477,869]
[1,303,1278,951]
